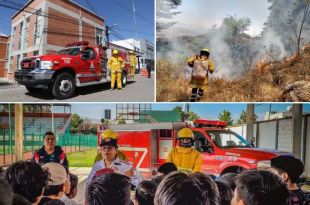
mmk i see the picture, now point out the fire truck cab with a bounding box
[14,41,130,99]
[97,119,292,177]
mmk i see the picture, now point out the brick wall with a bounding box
[0,36,9,77]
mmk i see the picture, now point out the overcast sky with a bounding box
[159,0,271,37]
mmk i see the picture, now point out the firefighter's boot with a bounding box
[189,88,199,102]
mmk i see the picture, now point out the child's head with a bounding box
[219,173,238,191]
[270,155,304,184]
[66,173,78,199]
[134,180,157,205]
[157,162,177,175]
[232,170,290,205]
[215,181,233,205]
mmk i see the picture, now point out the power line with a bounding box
[84,0,98,14]
[0,0,152,36]
[110,0,153,25]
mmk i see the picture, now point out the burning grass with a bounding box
[156,44,310,102]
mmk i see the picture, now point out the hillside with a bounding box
[156,44,310,102]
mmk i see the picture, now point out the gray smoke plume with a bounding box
[157,0,310,79]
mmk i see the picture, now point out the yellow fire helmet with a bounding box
[201,48,209,53]
[129,51,134,54]
[112,49,119,55]
[177,128,194,140]
[101,129,118,140]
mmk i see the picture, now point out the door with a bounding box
[79,47,101,83]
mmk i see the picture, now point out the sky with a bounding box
[158,0,271,37]
[53,103,310,123]
[0,0,154,42]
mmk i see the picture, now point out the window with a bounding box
[18,22,23,50]
[96,28,105,45]
[16,55,20,70]
[33,50,39,56]
[34,9,42,46]
[193,131,212,152]
[23,17,30,48]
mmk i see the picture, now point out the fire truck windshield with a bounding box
[57,48,81,56]
[206,130,251,148]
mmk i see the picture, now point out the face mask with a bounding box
[179,141,192,148]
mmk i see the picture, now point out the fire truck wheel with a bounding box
[52,73,76,99]
[122,71,127,87]
[25,86,42,93]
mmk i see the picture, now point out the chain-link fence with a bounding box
[0,129,98,166]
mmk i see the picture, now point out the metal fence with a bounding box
[0,129,98,166]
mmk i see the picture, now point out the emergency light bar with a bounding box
[66,41,89,47]
[193,119,227,128]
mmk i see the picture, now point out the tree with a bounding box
[70,113,83,133]
[188,111,199,121]
[173,106,185,121]
[237,110,258,124]
[156,0,182,31]
[218,110,233,126]
[100,118,109,125]
[117,118,126,124]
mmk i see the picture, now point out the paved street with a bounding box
[0,74,154,102]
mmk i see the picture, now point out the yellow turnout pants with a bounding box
[130,66,136,76]
[111,71,122,89]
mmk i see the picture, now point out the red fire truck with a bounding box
[97,119,292,178]
[14,41,130,99]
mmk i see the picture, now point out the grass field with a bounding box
[67,148,97,167]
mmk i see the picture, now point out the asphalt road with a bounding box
[0,74,154,102]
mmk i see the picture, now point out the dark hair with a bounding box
[67,173,78,196]
[215,181,233,205]
[219,173,238,190]
[235,170,290,205]
[155,171,212,205]
[0,178,13,205]
[135,180,157,205]
[12,193,32,205]
[5,161,49,203]
[86,173,131,205]
[0,167,5,179]
[192,172,220,205]
[44,131,55,138]
[157,163,177,175]
[271,155,304,183]
[44,184,64,196]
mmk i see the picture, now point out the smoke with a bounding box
[157,0,310,79]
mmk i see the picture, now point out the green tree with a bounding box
[100,118,109,125]
[70,113,83,133]
[188,111,199,121]
[173,106,185,121]
[218,110,233,126]
[90,127,98,135]
[117,118,126,124]
[237,110,258,124]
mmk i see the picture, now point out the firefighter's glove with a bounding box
[209,69,214,74]
[188,62,194,67]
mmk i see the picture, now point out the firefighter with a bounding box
[32,131,69,172]
[129,51,137,78]
[86,129,142,187]
[93,131,128,164]
[188,48,215,102]
[108,49,125,90]
[166,128,202,173]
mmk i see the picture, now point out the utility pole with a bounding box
[246,104,255,142]
[105,25,110,48]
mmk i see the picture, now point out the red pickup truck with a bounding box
[14,41,129,99]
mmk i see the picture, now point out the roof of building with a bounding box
[12,0,104,21]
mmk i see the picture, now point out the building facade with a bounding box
[7,0,106,80]
[112,38,154,70]
[0,35,9,78]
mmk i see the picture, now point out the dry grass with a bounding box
[156,44,310,102]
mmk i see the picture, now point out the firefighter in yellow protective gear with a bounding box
[188,48,215,102]
[108,49,125,90]
[129,51,137,78]
[93,129,128,164]
[166,128,202,173]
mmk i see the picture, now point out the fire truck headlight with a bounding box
[257,160,271,170]
[41,61,53,69]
